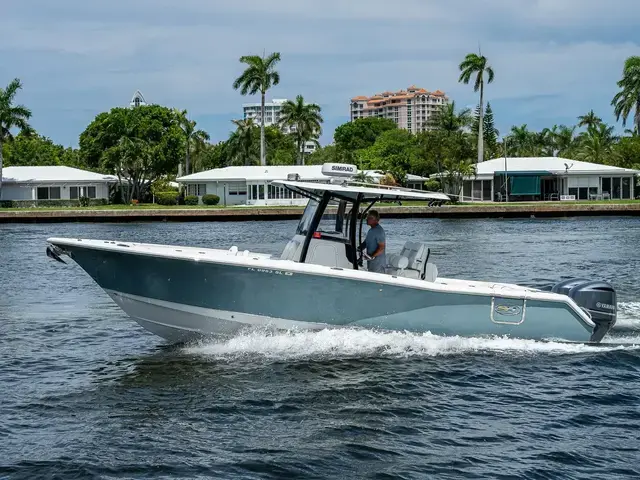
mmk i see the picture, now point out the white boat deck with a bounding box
[48,237,547,300]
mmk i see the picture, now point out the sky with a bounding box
[1,0,639,148]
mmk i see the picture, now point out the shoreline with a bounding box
[2,203,640,223]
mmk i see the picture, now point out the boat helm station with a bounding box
[276,163,450,280]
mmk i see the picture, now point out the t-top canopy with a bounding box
[272,180,450,202]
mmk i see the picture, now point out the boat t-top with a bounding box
[46,163,617,344]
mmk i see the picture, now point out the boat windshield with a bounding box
[296,198,349,241]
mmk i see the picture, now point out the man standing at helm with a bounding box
[361,210,386,273]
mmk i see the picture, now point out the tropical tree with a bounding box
[575,123,617,164]
[507,124,537,156]
[429,101,472,134]
[175,109,210,175]
[472,102,499,159]
[278,95,323,165]
[232,52,281,166]
[0,78,32,200]
[577,110,602,130]
[612,56,640,135]
[79,105,185,200]
[227,118,258,166]
[458,52,495,163]
[554,125,578,157]
[333,117,397,162]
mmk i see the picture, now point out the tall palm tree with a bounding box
[278,95,323,165]
[0,78,32,200]
[577,110,602,129]
[458,52,495,163]
[232,52,281,166]
[176,109,210,175]
[612,56,640,135]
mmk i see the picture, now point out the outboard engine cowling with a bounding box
[551,278,617,342]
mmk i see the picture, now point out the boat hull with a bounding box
[49,239,597,344]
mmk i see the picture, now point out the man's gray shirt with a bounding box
[365,224,386,273]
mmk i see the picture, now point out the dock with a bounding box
[1,203,640,223]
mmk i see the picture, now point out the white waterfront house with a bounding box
[0,166,118,202]
[178,165,429,206]
[442,157,639,202]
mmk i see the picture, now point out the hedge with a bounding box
[202,194,220,206]
[184,195,199,205]
[155,192,178,206]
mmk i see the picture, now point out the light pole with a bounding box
[503,136,509,203]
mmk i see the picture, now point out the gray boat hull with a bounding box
[49,239,597,344]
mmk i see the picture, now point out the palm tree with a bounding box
[278,95,323,165]
[576,123,617,165]
[428,101,472,134]
[577,110,602,129]
[232,52,281,166]
[227,118,258,166]
[612,56,640,135]
[508,124,536,156]
[458,52,495,163]
[0,78,32,200]
[176,109,210,175]
[554,125,577,157]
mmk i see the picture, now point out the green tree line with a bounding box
[1,52,639,200]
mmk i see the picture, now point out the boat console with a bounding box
[275,163,450,281]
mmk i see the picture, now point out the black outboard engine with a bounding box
[551,279,617,342]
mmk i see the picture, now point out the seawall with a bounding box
[1,203,640,223]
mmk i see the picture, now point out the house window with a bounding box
[87,186,97,198]
[70,187,79,199]
[622,177,631,199]
[37,186,61,200]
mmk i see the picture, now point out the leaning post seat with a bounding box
[386,241,437,281]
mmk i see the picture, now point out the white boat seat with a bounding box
[400,241,429,274]
[386,241,438,281]
[388,254,409,270]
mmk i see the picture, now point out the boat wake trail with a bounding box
[183,327,640,361]
[612,301,640,332]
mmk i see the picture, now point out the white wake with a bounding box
[614,302,640,331]
[184,327,640,361]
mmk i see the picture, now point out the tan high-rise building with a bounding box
[350,86,448,133]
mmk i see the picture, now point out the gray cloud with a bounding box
[1,0,638,145]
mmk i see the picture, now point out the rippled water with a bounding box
[2,218,640,479]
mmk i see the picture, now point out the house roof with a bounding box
[178,165,329,182]
[476,157,640,177]
[177,166,429,183]
[2,166,119,184]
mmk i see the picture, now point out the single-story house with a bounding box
[177,165,428,206]
[0,166,118,202]
[438,157,640,202]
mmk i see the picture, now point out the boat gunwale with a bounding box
[46,236,596,330]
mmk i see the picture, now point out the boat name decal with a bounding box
[247,267,293,276]
[331,165,354,173]
[494,304,522,316]
[596,302,615,311]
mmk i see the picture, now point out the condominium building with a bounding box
[350,86,449,133]
[242,98,317,154]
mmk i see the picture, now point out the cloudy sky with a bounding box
[1,0,638,147]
